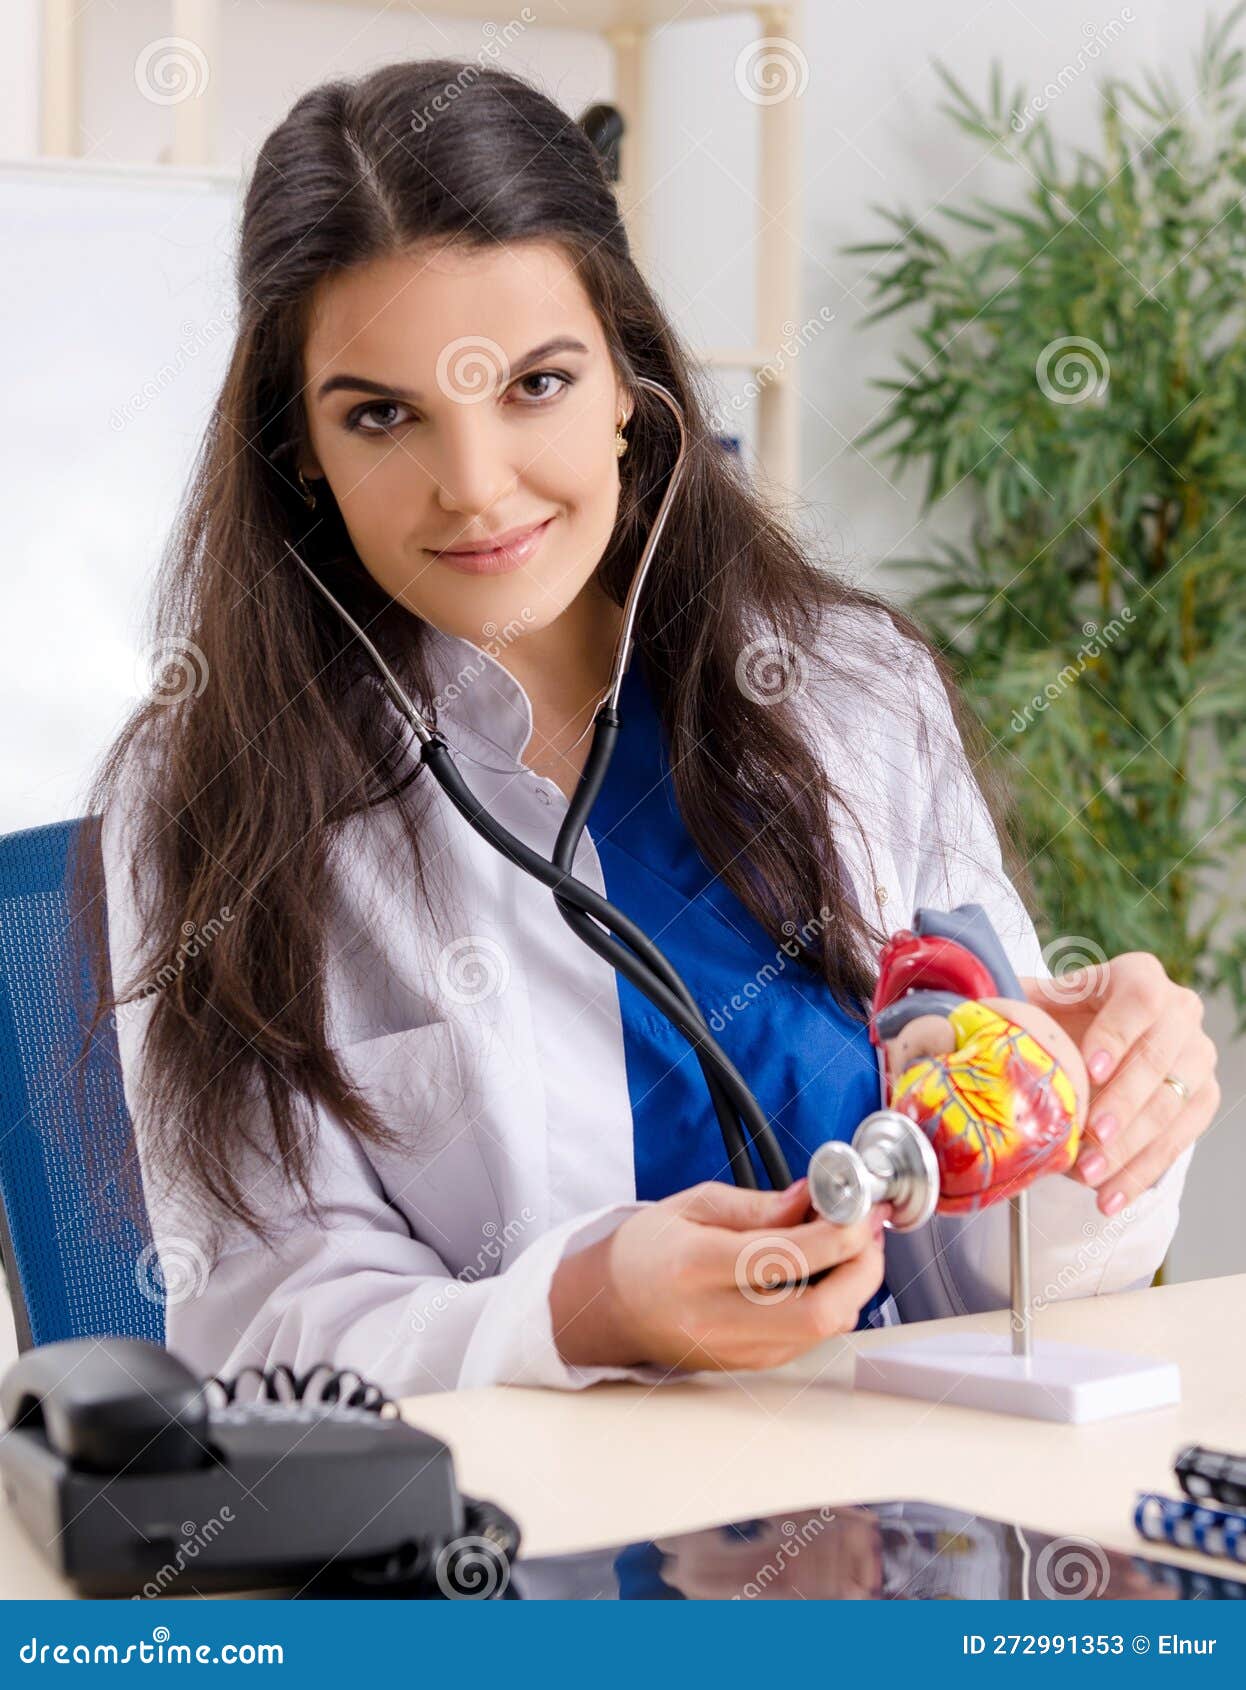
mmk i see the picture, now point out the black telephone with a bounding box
[0,1337,520,1598]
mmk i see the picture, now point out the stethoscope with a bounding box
[281,376,964,1250]
[282,377,796,1194]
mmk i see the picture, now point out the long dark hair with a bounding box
[71,57,1031,1253]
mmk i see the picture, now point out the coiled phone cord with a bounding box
[205,1361,396,1414]
[204,1362,522,1597]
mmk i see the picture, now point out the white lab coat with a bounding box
[101,605,1191,1397]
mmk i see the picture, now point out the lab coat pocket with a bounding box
[334,1020,505,1280]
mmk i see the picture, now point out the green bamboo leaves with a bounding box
[850,8,1246,1021]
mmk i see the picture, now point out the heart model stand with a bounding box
[807,903,1180,1425]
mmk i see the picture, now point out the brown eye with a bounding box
[347,401,413,435]
[511,371,570,404]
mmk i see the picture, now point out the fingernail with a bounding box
[1090,1113,1118,1145]
[1102,1190,1126,1216]
[1088,1050,1114,1082]
[1079,1153,1108,1183]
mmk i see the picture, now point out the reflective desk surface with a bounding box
[0,1273,1241,1597]
[401,1273,1244,1572]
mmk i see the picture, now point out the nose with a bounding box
[429,407,518,520]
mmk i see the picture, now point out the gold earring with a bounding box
[296,469,318,509]
[615,412,629,459]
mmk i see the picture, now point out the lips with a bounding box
[430,516,555,575]
[438,518,546,555]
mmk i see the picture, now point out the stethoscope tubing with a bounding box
[552,708,762,1189]
[420,732,791,1189]
[283,374,793,1193]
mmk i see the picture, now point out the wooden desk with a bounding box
[0,1274,1240,1596]
[401,1273,1244,1574]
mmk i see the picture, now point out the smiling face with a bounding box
[297,239,632,649]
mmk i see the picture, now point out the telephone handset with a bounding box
[0,1337,520,1598]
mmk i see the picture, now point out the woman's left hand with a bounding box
[1018,952,1220,1217]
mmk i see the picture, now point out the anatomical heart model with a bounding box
[871,924,1090,1214]
[807,903,1181,1423]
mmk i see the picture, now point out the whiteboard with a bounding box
[1,159,240,831]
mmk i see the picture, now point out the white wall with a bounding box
[3,0,1238,1292]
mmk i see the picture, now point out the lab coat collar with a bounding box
[418,619,535,765]
[410,618,656,769]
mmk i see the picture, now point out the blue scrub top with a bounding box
[586,655,888,1329]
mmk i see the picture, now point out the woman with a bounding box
[79,59,1217,1398]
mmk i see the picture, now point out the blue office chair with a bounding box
[0,817,164,1352]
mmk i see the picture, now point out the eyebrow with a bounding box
[315,336,591,404]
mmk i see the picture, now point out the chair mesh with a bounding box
[0,819,164,1350]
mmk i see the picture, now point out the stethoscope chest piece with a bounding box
[807,1110,939,1233]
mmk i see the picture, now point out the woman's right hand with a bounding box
[550,1176,886,1374]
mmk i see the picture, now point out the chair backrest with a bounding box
[0,818,164,1351]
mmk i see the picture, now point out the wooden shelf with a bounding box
[299,0,764,27]
[39,0,805,492]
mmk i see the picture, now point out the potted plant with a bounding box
[849,9,1246,1025]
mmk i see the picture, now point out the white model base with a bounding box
[854,1332,1181,1424]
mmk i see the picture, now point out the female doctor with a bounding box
[83,58,1218,1399]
